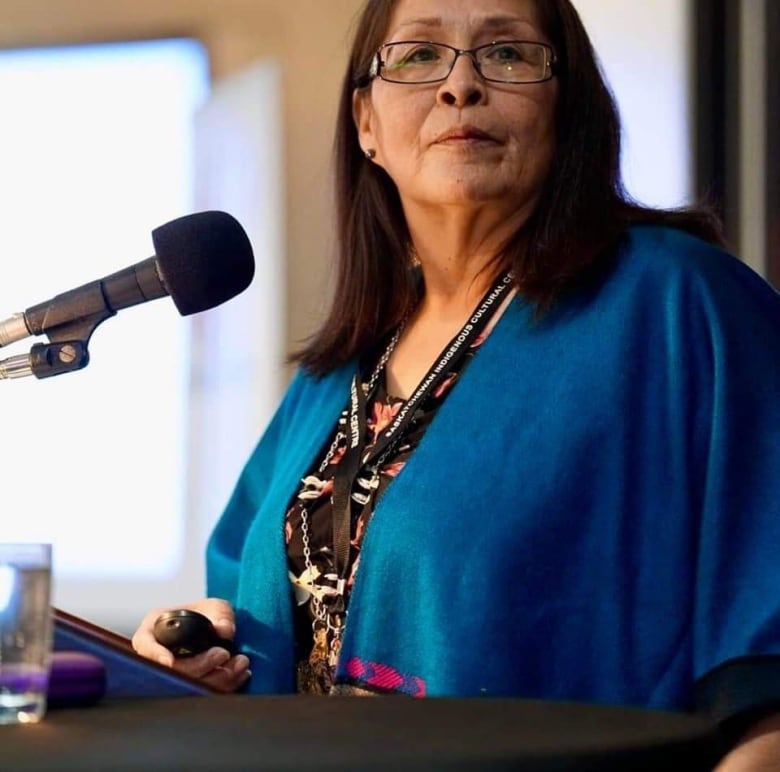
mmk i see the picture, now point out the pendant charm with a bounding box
[312,624,329,658]
[297,624,333,695]
[328,633,342,670]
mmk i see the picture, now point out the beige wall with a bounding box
[0,0,365,356]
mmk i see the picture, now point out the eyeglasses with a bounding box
[364,40,557,86]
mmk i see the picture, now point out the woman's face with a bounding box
[354,0,558,218]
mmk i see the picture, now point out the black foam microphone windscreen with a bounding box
[152,210,256,316]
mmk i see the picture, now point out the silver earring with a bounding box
[364,148,376,160]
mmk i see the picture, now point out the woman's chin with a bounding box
[413,182,518,209]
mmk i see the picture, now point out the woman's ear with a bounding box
[352,89,377,160]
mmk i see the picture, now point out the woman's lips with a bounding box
[433,126,499,146]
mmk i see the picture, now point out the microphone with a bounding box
[0,211,255,379]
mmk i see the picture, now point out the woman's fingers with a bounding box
[131,606,179,666]
[170,647,230,679]
[187,598,236,640]
[198,653,253,693]
[169,649,253,693]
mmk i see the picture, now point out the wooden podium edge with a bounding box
[53,606,220,697]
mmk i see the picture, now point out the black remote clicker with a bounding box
[153,609,237,658]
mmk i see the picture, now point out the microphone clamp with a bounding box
[0,341,89,381]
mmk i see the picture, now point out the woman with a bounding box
[133,0,780,764]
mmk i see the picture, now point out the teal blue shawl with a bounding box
[207,226,780,710]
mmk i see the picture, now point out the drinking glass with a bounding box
[0,543,52,724]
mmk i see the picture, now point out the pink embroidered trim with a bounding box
[343,657,427,697]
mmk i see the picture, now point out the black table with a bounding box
[1,694,724,770]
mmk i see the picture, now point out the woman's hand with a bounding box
[714,713,780,771]
[131,597,251,693]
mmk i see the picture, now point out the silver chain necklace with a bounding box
[299,322,405,665]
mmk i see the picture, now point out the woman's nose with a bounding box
[436,53,486,107]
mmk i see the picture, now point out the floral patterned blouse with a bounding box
[284,292,514,694]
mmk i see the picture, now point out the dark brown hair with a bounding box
[294,0,724,374]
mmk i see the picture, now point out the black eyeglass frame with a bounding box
[356,39,558,88]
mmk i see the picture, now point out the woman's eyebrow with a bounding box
[481,15,533,30]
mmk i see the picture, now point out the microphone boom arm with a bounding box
[0,257,167,380]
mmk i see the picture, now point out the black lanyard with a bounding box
[329,272,514,594]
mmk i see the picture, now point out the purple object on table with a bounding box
[48,651,106,707]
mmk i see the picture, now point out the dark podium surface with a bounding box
[25,609,722,769]
[3,693,723,771]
